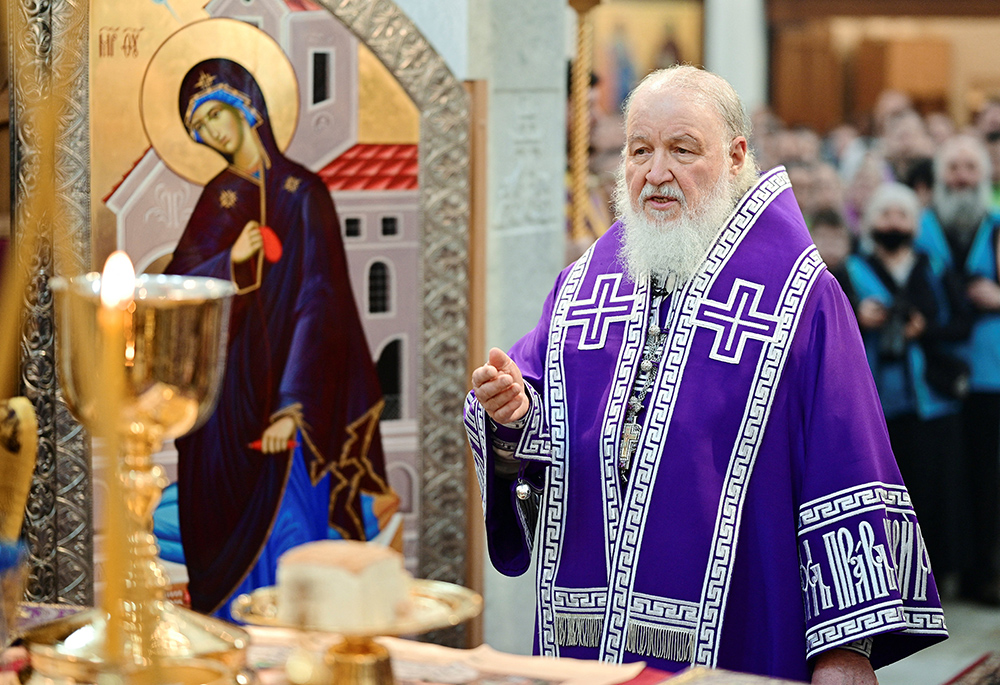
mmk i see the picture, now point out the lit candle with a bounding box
[98,251,135,667]
[100,252,136,310]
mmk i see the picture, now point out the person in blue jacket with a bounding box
[847,182,972,590]
[916,135,1000,605]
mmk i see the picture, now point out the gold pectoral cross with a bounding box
[619,420,641,472]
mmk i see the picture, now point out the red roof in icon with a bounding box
[318,144,419,192]
[284,0,324,11]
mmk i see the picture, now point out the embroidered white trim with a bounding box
[804,601,945,659]
[536,241,597,656]
[799,483,912,535]
[564,273,639,350]
[600,278,650,573]
[693,246,825,667]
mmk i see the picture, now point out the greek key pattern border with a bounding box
[516,383,552,461]
[799,483,912,535]
[553,586,608,612]
[804,602,946,659]
[552,587,700,630]
[631,592,701,629]
[600,275,649,555]
[464,393,488,517]
[693,246,825,667]
[600,168,791,663]
[536,243,595,655]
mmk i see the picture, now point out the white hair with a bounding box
[613,157,738,286]
[861,182,921,236]
[933,134,992,200]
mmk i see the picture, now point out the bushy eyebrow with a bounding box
[627,131,702,151]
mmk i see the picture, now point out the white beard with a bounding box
[614,165,740,288]
[934,186,988,244]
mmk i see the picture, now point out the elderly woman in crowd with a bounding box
[845,182,972,589]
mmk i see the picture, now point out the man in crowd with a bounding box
[917,134,1000,605]
[466,66,947,683]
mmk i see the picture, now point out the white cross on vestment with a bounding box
[565,274,637,350]
[694,279,780,364]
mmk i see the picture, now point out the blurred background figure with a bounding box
[925,111,956,148]
[846,182,972,594]
[882,108,935,183]
[810,207,856,305]
[918,134,1000,605]
[844,151,893,234]
[811,161,846,216]
[974,99,1000,210]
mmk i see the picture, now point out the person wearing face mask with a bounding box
[846,182,973,594]
[916,135,1000,605]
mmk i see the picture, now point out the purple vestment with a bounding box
[465,168,947,681]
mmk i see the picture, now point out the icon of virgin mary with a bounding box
[144,38,397,618]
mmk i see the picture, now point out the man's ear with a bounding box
[729,136,748,176]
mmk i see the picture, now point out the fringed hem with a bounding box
[554,616,604,648]
[625,623,694,662]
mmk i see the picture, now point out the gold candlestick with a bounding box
[23,264,249,684]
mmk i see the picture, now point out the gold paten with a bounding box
[232,580,483,685]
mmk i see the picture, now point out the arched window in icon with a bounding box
[377,338,403,420]
[311,50,333,106]
[387,463,415,514]
[368,261,390,314]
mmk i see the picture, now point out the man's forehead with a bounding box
[626,87,718,138]
[946,146,982,166]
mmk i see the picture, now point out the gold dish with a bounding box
[230,579,482,637]
[231,579,482,685]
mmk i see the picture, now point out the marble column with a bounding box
[703,0,768,116]
[467,0,568,656]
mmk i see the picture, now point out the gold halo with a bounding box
[140,18,299,186]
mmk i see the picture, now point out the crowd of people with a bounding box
[752,90,1000,607]
[575,87,1000,608]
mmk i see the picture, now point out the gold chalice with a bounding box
[22,262,248,684]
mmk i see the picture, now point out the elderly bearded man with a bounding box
[916,134,1000,606]
[465,66,947,683]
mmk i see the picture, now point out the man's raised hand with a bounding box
[472,347,529,425]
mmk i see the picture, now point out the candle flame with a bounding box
[101,251,136,309]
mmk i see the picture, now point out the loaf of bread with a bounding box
[276,540,411,632]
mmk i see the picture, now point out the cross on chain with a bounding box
[565,274,637,350]
[619,420,642,472]
[694,278,780,364]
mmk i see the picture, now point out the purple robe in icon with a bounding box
[166,59,391,615]
[465,167,947,681]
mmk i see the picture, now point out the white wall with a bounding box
[703,0,768,116]
[393,0,471,81]
[395,0,567,656]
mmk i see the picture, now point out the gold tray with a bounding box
[230,579,482,638]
